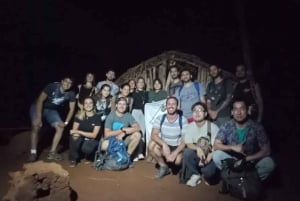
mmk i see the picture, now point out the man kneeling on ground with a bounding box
[148,97,188,179]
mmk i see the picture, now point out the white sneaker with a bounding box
[186,174,201,187]
[138,153,145,160]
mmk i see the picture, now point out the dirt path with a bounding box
[0,131,292,201]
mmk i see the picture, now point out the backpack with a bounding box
[160,113,183,130]
[220,158,262,200]
[178,82,200,97]
[94,137,130,171]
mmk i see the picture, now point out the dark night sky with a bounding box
[0,0,299,127]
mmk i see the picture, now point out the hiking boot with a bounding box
[186,174,201,187]
[155,166,170,179]
[28,153,37,162]
[47,151,63,161]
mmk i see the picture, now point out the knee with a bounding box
[212,150,227,169]
[182,148,195,158]
[132,132,141,141]
[257,157,276,174]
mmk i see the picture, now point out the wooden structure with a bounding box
[115,50,233,90]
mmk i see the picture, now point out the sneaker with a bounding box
[47,151,63,161]
[82,158,91,164]
[28,153,37,162]
[186,174,201,187]
[137,153,145,160]
[69,160,77,168]
[155,166,170,179]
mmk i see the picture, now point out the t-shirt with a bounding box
[43,82,76,110]
[152,114,188,146]
[105,112,137,131]
[206,79,234,117]
[174,82,206,118]
[233,80,256,107]
[148,90,168,102]
[184,121,219,145]
[74,114,102,140]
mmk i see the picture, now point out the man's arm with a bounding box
[213,139,244,155]
[122,123,141,135]
[151,127,166,147]
[104,127,125,139]
[151,127,171,157]
[172,139,186,156]
[245,142,271,161]
[64,101,76,125]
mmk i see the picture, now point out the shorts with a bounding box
[30,104,62,126]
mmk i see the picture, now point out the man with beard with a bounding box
[148,97,188,179]
[212,99,275,181]
[233,65,264,122]
[96,69,119,97]
[165,66,182,96]
[102,97,141,166]
[174,69,206,119]
[206,65,234,127]
[181,102,219,187]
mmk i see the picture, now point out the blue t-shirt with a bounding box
[43,82,76,110]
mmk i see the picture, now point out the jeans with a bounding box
[182,148,218,182]
[213,150,275,180]
[69,136,99,162]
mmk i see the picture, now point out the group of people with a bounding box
[27,64,274,191]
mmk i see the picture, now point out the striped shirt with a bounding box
[152,114,188,146]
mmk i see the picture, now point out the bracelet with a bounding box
[64,121,69,125]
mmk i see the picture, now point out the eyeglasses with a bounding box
[192,109,205,113]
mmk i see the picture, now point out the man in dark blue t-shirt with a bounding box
[28,76,76,162]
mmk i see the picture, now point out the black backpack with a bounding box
[220,158,262,200]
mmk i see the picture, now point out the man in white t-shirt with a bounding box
[148,97,188,179]
[181,101,219,187]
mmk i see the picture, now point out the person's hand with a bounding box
[231,144,245,155]
[166,152,177,162]
[33,118,42,127]
[196,147,206,162]
[205,152,213,164]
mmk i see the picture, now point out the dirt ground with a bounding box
[0,130,298,201]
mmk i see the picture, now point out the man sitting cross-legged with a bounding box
[148,97,188,179]
[101,97,141,167]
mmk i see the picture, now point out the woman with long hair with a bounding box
[69,96,101,167]
[93,84,112,122]
[111,83,133,113]
[76,73,96,110]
